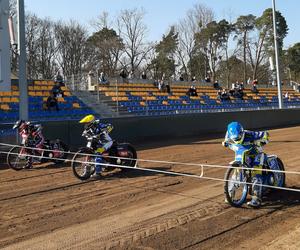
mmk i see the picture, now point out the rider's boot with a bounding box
[247,175,263,208]
[91,155,104,179]
[24,157,33,169]
[247,195,261,208]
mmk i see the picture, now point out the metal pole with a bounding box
[17,0,28,120]
[116,79,119,115]
[97,70,100,103]
[71,74,75,91]
[272,0,283,109]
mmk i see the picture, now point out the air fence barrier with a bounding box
[1,142,300,194]
[3,108,300,150]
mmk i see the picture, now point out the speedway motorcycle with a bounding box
[7,128,69,170]
[71,128,137,180]
[224,142,285,207]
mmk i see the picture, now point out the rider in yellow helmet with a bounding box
[80,115,113,178]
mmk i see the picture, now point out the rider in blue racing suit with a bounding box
[222,121,269,207]
[80,115,113,178]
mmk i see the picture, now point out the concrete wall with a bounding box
[1,109,300,149]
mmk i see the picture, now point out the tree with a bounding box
[87,27,124,76]
[36,18,57,79]
[117,8,150,73]
[25,14,57,79]
[151,26,178,79]
[176,3,214,79]
[54,20,88,78]
[234,15,256,84]
[256,8,288,53]
[248,8,288,80]
[286,43,300,81]
[218,56,247,84]
[218,19,235,87]
[195,20,232,83]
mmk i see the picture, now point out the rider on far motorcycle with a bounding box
[13,120,45,168]
[222,121,269,208]
[79,115,113,178]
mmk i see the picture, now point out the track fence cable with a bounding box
[1,142,300,193]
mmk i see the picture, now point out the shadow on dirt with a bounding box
[261,187,300,209]
[103,166,173,180]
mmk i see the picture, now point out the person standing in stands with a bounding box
[165,82,171,94]
[55,71,64,86]
[99,72,109,85]
[51,82,64,98]
[120,68,128,83]
[141,71,147,80]
[46,92,59,111]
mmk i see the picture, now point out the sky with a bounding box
[25,0,300,48]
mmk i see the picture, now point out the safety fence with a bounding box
[1,142,300,194]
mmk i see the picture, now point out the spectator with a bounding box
[233,88,244,99]
[217,89,222,100]
[99,72,109,85]
[239,81,244,90]
[220,89,231,101]
[51,82,64,98]
[165,82,171,94]
[55,71,64,86]
[252,79,258,85]
[284,92,289,99]
[141,71,147,80]
[157,80,163,91]
[247,77,251,85]
[205,76,211,83]
[213,80,221,90]
[191,76,196,82]
[251,83,259,94]
[120,68,128,83]
[187,85,198,96]
[179,74,184,81]
[46,92,59,111]
[128,70,134,79]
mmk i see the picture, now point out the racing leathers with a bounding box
[22,123,45,168]
[223,130,269,206]
[84,120,113,174]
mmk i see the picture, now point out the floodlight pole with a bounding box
[17,0,28,120]
[272,0,283,109]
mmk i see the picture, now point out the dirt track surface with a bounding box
[1,126,300,250]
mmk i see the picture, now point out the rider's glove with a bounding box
[222,141,228,147]
[96,147,105,154]
[262,131,269,144]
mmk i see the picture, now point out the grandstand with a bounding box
[1,78,300,121]
[0,80,96,122]
[89,82,300,116]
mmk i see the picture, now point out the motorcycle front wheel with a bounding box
[224,165,249,207]
[7,146,28,171]
[71,148,95,180]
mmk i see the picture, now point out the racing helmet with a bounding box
[79,115,95,124]
[227,122,244,144]
[13,120,28,131]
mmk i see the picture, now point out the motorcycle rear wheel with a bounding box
[119,145,137,172]
[224,165,249,207]
[53,141,69,164]
[71,148,95,180]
